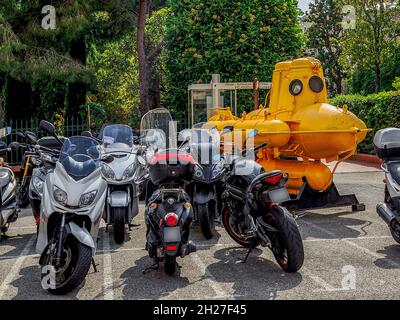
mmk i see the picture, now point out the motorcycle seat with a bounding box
[388,162,400,185]
[0,169,10,188]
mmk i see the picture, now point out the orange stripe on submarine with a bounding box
[208,57,370,196]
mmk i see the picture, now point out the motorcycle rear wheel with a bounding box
[264,206,304,273]
[40,237,92,295]
[164,255,176,275]
[222,208,259,248]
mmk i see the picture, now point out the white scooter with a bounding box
[0,132,19,239]
[100,124,147,244]
[36,121,109,294]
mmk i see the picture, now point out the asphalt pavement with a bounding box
[1,167,400,300]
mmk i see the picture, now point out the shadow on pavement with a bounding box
[119,255,191,300]
[375,244,400,269]
[204,247,303,300]
[299,210,373,240]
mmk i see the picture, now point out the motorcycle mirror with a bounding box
[0,141,7,150]
[221,126,234,136]
[39,120,56,135]
[25,131,37,144]
[101,154,114,163]
[137,155,146,166]
[81,131,93,138]
[178,129,192,142]
[9,142,20,150]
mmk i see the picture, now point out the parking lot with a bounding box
[1,163,400,300]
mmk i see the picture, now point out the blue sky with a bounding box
[298,0,313,12]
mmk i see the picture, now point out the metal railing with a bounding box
[3,117,89,166]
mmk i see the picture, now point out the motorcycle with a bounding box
[375,128,400,243]
[16,130,39,208]
[142,108,197,275]
[221,129,304,273]
[184,126,225,239]
[0,128,19,239]
[100,124,147,244]
[36,121,109,294]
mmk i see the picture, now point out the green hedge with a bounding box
[330,91,400,154]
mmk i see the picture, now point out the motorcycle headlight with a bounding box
[122,163,135,181]
[212,160,225,179]
[32,176,44,196]
[79,190,97,207]
[101,164,115,180]
[194,164,204,179]
[53,186,67,205]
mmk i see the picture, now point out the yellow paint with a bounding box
[208,57,369,194]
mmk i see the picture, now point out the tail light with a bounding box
[166,245,177,251]
[165,213,178,226]
[263,173,283,185]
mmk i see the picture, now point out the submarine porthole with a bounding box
[309,76,324,93]
[289,79,303,96]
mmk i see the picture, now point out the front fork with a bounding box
[55,213,66,269]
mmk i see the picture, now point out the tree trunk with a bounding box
[137,0,150,116]
[375,61,381,93]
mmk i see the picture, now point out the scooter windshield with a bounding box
[189,126,221,165]
[59,136,100,180]
[141,108,177,151]
[101,124,133,150]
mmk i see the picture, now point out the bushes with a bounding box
[330,91,400,154]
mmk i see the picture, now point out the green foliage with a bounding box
[87,32,140,124]
[339,0,400,93]
[305,0,345,96]
[393,78,400,91]
[330,91,400,154]
[165,0,303,118]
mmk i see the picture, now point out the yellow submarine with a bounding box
[208,57,369,210]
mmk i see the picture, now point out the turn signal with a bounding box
[150,203,157,209]
[183,202,191,209]
[165,213,178,226]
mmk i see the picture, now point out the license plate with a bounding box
[163,227,181,242]
[268,188,290,204]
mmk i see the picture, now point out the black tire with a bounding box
[265,206,304,273]
[113,207,126,244]
[222,208,259,248]
[384,187,400,244]
[17,186,30,208]
[40,237,92,295]
[198,203,215,240]
[164,255,176,275]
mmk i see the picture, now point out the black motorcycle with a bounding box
[142,108,196,275]
[186,127,225,239]
[221,130,304,273]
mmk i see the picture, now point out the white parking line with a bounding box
[191,253,228,299]
[0,235,35,299]
[302,220,400,268]
[102,230,114,300]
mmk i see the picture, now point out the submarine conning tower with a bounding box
[208,57,369,210]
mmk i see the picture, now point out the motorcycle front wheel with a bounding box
[264,206,304,273]
[198,202,215,240]
[113,207,126,244]
[40,237,92,295]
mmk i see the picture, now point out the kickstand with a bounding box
[142,261,159,274]
[92,258,99,273]
[240,241,255,264]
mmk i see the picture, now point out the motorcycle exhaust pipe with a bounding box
[376,203,398,226]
